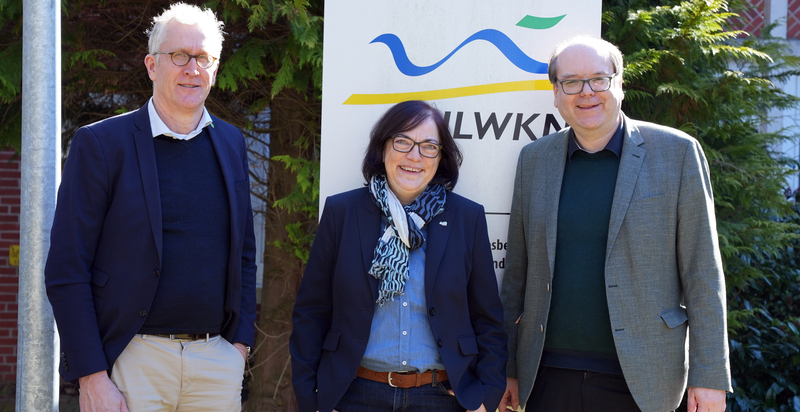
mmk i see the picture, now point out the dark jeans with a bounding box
[334,376,464,412]
[528,366,641,412]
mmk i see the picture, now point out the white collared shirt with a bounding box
[147,97,213,140]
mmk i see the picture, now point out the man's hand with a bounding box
[499,377,520,411]
[78,370,129,412]
[687,387,726,412]
[232,343,249,362]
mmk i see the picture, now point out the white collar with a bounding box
[147,97,213,141]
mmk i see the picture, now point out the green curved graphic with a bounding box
[516,14,566,30]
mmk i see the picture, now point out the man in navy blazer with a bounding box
[45,4,256,412]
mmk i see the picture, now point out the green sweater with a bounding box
[542,147,623,375]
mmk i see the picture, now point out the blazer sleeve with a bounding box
[676,140,732,391]
[290,197,339,412]
[465,203,508,412]
[232,129,258,347]
[500,149,530,380]
[44,127,112,381]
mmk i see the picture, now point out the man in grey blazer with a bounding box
[499,37,732,411]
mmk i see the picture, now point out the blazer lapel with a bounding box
[544,131,569,277]
[206,122,240,251]
[357,194,382,302]
[424,205,453,300]
[206,121,242,316]
[606,115,646,259]
[133,104,163,264]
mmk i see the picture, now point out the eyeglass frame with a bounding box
[389,135,442,158]
[153,51,218,69]
[557,73,618,95]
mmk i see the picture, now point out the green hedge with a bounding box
[728,202,800,411]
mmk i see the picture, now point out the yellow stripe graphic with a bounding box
[343,79,552,105]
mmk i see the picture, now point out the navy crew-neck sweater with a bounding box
[541,147,623,375]
[139,129,230,335]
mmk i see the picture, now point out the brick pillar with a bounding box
[0,149,21,382]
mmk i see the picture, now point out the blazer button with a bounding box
[140,309,147,317]
[437,339,443,348]
[429,307,436,316]
[153,269,160,277]
[540,324,544,333]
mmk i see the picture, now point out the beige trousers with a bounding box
[110,334,245,412]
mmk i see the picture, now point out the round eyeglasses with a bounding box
[154,51,218,69]
[558,73,617,95]
[391,136,442,158]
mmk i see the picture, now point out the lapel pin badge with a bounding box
[439,221,447,226]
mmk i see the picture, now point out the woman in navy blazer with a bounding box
[290,101,507,412]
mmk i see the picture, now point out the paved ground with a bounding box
[0,381,80,412]
[0,396,79,411]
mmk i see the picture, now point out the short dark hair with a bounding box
[362,100,462,190]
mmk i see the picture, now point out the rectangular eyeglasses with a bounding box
[558,73,617,95]
[391,136,442,158]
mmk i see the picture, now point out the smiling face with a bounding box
[553,43,624,147]
[383,117,442,206]
[145,22,218,120]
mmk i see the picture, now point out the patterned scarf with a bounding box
[368,175,446,305]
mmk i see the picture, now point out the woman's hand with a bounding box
[447,388,485,412]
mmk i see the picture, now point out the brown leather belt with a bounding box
[356,366,448,388]
[150,333,219,342]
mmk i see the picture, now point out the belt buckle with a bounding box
[387,372,398,388]
[168,334,193,342]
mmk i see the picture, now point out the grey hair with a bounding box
[548,36,624,84]
[147,2,225,58]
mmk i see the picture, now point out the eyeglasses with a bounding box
[391,136,442,158]
[154,51,218,69]
[558,73,617,95]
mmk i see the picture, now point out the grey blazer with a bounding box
[501,114,732,411]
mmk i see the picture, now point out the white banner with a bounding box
[320,1,601,285]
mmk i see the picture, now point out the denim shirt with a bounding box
[360,225,445,372]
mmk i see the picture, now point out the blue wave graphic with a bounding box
[370,29,549,77]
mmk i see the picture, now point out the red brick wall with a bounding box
[0,149,20,382]
[789,0,800,38]
[730,0,766,37]
[729,0,800,39]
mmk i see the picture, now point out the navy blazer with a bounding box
[44,104,258,382]
[290,187,507,412]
